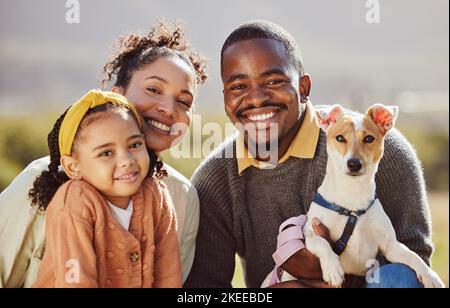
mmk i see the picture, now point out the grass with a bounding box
[429,191,449,286]
[232,191,449,288]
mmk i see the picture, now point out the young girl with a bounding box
[0,21,207,287]
[30,89,181,288]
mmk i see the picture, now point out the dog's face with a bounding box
[316,104,399,178]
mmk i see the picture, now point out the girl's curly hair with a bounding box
[102,21,208,89]
[28,104,167,212]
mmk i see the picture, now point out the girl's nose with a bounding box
[118,154,135,168]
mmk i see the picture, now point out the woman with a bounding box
[0,21,207,287]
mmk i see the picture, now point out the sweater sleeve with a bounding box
[152,181,182,288]
[37,181,99,288]
[179,186,200,284]
[46,210,98,288]
[184,157,237,288]
[375,129,433,265]
[0,157,48,288]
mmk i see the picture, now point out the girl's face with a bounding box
[116,56,196,153]
[74,112,149,208]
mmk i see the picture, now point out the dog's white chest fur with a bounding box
[304,199,384,276]
[261,104,444,288]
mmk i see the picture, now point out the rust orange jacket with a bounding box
[33,178,181,288]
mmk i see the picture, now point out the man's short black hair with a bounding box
[221,20,304,76]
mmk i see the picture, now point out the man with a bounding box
[185,20,432,288]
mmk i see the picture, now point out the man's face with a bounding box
[222,38,303,155]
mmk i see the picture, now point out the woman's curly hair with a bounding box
[28,104,167,212]
[102,20,208,89]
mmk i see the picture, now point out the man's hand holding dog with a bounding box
[278,218,332,288]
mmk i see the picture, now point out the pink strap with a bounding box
[276,227,304,248]
[279,215,307,233]
[273,239,305,265]
[268,215,307,287]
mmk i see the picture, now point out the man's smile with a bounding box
[238,106,285,128]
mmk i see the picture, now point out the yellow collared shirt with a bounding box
[236,100,320,175]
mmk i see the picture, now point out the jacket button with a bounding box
[130,252,140,262]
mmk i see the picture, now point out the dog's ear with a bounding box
[315,105,344,131]
[366,104,399,135]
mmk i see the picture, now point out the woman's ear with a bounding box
[60,155,81,180]
[112,86,125,95]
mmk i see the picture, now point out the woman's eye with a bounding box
[177,99,191,108]
[147,87,161,94]
[336,135,346,143]
[99,151,113,157]
[364,135,375,144]
[130,142,143,149]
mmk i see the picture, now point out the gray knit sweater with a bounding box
[184,129,433,288]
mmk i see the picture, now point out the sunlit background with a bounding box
[0,0,448,287]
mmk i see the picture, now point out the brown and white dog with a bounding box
[262,104,444,288]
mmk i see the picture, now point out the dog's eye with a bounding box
[336,135,346,143]
[364,135,375,144]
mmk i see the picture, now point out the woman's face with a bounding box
[115,56,196,153]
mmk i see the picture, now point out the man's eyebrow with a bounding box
[226,73,248,84]
[261,68,288,77]
[144,76,168,83]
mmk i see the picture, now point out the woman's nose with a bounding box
[156,99,178,118]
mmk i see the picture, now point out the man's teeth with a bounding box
[149,120,171,132]
[247,112,276,122]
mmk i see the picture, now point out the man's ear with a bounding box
[366,104,399,135]
[60,155,81,180]
[112,86,125,95]
[300,74,312,99]
[315,105,344,131]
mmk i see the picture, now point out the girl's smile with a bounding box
[73,112,150,209]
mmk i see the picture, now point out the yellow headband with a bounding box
[59,89,141,156]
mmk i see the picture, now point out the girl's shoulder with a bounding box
[59,179,101,197]
[48,180,104,219]
[140,176,167,198]
[140,176,174,211]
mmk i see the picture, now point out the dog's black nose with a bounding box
[347,158,363,173]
